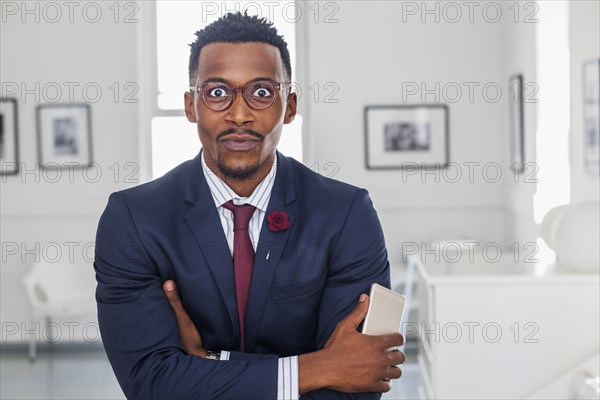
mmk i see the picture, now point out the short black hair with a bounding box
[188,12,292,85]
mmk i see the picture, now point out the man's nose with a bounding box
[224,92,254,126]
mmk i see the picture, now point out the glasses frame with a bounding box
[189,80,292,111]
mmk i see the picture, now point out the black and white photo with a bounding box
[53,117,79,155]
[0,98,19,175]
[509,74,525,173]
[365,104,448,169]
[384,122,430,152]
[584,59,600,175]
[37,104,92,168]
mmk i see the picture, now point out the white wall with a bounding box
[501,3,537,246]
[298,1,525,271]
[569,0,600,203]
[1,2,140,343]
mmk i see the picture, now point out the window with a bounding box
[534,1,570,223]
[534,1,571,265]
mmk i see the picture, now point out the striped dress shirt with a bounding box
[201,151,299,400]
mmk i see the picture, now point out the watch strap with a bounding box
[205,350,221,360]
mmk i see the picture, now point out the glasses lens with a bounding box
[202,83,232,110]
[245,82,276,109]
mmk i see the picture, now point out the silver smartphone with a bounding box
[361,283,406,335]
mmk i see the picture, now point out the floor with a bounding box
[0,344,419,400]
[0,345,124,400]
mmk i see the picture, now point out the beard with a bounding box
[215,157,261,181]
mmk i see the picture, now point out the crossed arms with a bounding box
[163,279,405,396]
[94,188,404,399]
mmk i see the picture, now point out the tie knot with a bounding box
[222,200,256,230]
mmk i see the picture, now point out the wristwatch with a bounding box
[205,350,221,360]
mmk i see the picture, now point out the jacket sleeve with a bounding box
[94,192,278,400]
[301,188,390,400]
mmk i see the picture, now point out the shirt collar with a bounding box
[201,149,277,213]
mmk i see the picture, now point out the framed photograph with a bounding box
[583,59,599,175]
[509,74,525,173]
[37,104,92,168]
[0,98,19,175]
[364,105,449,169]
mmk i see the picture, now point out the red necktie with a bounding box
[222,200,256,351]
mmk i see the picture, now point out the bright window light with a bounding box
[151,116,200,178]
[534,1,571,266]
[534,1,571,224]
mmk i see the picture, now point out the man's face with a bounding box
[184,42,297,181]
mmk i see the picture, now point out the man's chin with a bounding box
[217,161,261,182]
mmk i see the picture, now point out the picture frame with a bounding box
[0,98,19,175]
[364,104,449,170]
[509,74,525,173]
[583,59,599,175]
[37,104,92,168]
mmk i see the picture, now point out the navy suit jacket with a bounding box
[94,151,391,399]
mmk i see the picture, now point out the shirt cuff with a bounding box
[277,356,299,400]
[220,350,230,360]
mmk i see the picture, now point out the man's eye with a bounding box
[208,87,230,97]
[251,86,273,98]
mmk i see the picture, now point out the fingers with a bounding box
[163,279,179,301]
[370,358,403,393]
[163,279,205,357]
[380,332,405,348]
[389,350,406,365]
[375,365,402,393]
[375,380,393,393]
[341,293,370,330]
[387,365,402,379]
[163,280,191,321]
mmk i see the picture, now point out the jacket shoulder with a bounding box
[115,157,197,202]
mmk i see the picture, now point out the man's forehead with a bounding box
[197,42,283,83]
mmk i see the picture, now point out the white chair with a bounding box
[21,260,97,360]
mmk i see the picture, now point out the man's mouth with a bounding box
[221,136,260,151]
[217,128,264,152]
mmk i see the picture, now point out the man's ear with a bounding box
[184,91,197,123]
[283,92,297,124]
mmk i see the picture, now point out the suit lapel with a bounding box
[244,153,298,351]
[183,154,239,344]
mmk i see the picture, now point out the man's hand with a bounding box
[163,280,405,394]
[162,280,207,358]
[299,294,405,394]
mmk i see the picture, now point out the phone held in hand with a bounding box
[361,283,406,336]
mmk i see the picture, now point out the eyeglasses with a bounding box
[189,80,292,111]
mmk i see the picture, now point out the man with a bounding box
[94,12,404,399]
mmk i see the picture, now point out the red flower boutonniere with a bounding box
[267,211,292,232]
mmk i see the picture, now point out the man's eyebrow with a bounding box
[201,77,278,85]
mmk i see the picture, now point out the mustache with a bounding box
[217,128,264,141]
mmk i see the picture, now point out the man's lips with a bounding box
[220,135,260,151]
[217,128,264,141]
